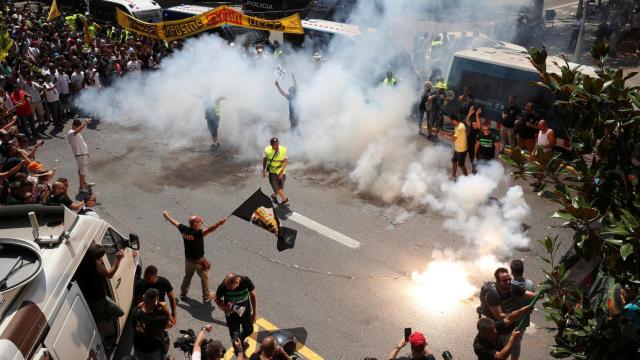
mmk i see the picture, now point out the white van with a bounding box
[0,205,142,360]
[88,0,163,24]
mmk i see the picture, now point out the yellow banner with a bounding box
[116,6,304,42]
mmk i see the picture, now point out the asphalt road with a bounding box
[33,114,568,360]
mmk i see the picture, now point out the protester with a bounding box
[474,318,521,360]
[162,210,227,303]
[444,114,468,178]
[204,97,225,148]
[387,332,436,360]
[17,74,45,129]
[132,288,175,360]
[262,137,289,205]
[9,83,37,142]
[275,75,299,129]
[485,268,536,360]
[475,123,501,163]
[516,103,538,153]
[192,324,242,360]
[535,120,556,153]
[78,194,99,217]
[510,260,535,340]
[466,106,482,170]
[417,81,432,136]
[250,336,291,360]
[43,74,62,127]
[500,95,520,146]
[67,118,94,193]
[428,87,445,136]
[214,272,258,350]
[75,243,125,331]
[46,181,84,210]
[134,265,178,324]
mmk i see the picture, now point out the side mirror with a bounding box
[128,233,140,250]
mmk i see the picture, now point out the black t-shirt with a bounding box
[47,193,72,207]
[178,224,204,261]
[75,256,105,301]
[133,305,168,352]
[249,352,289,360]
[518,111,538,139]
[476,133,500,160]
[486,285,526,333]
[473,322,506,360]
[216,276,255,318]
[134,276,173,304]
[395,355,436,360]
[502,104,521,128]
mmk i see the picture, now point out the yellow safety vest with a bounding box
[383,78,397,86]
[264,145,287,174]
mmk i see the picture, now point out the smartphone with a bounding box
[232,331,240,342]
[404,328,412,342]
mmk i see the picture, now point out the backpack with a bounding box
[477,281,496,319]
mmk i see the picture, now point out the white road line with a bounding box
[287,212,362,249]
[545,1,579,11]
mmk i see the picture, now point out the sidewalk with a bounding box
[543,2,639,86]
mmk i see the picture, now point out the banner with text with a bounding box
[116,6,304,42]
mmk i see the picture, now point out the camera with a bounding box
[174,329,210,358]
[442,351,453,360]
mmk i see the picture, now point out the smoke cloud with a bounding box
[78,0,534,274]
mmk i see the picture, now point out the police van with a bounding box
[0,205,142,360]
[446,46,598,126]
[57,0,163,23]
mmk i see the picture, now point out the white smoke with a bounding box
[77,0,534,271]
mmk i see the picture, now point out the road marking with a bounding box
[256,318,324,360]
[545,1,578,11]
[222,318,324,360]
[287,212,361,249]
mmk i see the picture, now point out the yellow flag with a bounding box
[47,0,61,21]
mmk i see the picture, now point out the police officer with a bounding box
[383,71,397,86]
[262,137,288,205]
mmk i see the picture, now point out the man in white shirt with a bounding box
[55,67,71,119]
[18,75,45,128]
[43,74,62,127]
[126,54,142,73]
[67,119,95,193]
[70,66,85,94]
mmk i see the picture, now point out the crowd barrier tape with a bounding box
[116,6,304,42]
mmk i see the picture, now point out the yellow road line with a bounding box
[255,318,324,360]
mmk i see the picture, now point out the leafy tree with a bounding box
[502,43,640,359]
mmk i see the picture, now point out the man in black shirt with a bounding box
[516,102,538,153]
[475,124,501,163]
[163,210,227,303]
[500,95,520,146]
[134,265,177,324]
[474,318,522,360]
[387,331,436,360]
[214,273,258,350]
[133,288,175,359]
[47,181,84,211]
[486,268,535,360]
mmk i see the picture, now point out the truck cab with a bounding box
[0,205,142,360]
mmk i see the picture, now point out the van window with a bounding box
[101,228,125,266]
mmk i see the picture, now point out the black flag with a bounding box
[232,189,297,251]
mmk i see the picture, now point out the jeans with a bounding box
[17,114,37,139]
[226,312,254,343]
[47,100,62,125]
[180,258,210,299]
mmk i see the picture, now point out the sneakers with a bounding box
[86,182,96,187]
[180,293,188,301]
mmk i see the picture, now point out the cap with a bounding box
[408,332,427,347]
[270,137,279,144]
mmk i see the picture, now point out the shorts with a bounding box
[451,150,467,166]
[499,330,523,358]
[30,102,44,118]
[268,172,286,192]
[75,154,89,176]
